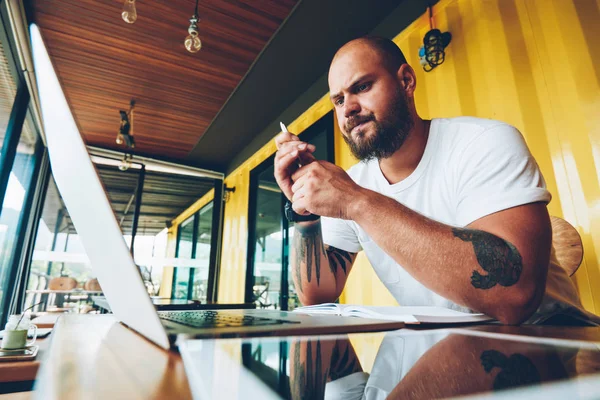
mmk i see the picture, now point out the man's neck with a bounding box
[378,117,431,185]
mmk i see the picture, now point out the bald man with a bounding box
[274,36,597,325]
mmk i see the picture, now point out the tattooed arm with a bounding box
[289,160,550,324]
[289,337,362,400]
[348,191,551,324]
[292,220,357,305]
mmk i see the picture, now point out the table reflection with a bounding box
[288,335,364,400]
[230,329,600,399]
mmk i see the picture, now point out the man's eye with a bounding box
[357,83,370,92]
[335,98,344,106]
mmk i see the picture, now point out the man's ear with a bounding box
[397,64,417,98]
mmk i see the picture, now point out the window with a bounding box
[172,215,194,300]
[0,37,17,154]
[172,201,214,302]
[246,112,334,310]
[0,110,41,322]
[23,175,88,313]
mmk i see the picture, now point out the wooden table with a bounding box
[30,315,600,400]
[33,315,191,399]
[0,339,48,384]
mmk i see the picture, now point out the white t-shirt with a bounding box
[322,117,597,324]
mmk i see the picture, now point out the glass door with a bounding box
[245,113,334,310]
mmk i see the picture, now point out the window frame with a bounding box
[172,187,221,302]
[0,3,46,327]
[244,112,335,309]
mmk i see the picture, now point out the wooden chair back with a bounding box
[84,278,102,291]
[550,216,584,277]
[48,276,78,290]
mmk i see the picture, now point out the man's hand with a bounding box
[274,131,316,201]
[290,160,363,219]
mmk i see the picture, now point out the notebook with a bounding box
[293,304,494,324]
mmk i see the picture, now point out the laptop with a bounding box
[29,24,404,350]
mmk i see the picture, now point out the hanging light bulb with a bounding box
[185,0,202,53]
[119,154,132,171]
[116,134,124,145]
[122,0,137,24]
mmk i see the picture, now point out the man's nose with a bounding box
[343,96,360,118]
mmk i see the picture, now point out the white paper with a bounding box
[293,304,494,324]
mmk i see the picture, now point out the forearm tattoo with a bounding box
[325,245,353,275]
[452,228,523,290]
[291,340,326,400]
[480,350,540,390]
[292,223,354,293]
[293,222,327,291]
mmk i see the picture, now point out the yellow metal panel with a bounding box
[522,0,600,313]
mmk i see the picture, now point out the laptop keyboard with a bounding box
[157,310,299,329]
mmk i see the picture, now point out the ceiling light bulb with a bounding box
[185,33,202,53]
[122,0,137,24]
[118,161,130,171]
[185,16,202,53]
[119,155,132,171]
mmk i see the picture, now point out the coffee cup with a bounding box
[1,326,37,350]
[1,314,38,350]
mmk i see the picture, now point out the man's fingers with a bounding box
[291,163,317,182]
[292,189,304,203]
[276,151,302,174]
[292,198,310,216]
[275,132,300,150]
[291,176,306,194]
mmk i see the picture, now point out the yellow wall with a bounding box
[171,0,600,313]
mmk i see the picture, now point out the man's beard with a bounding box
[342,90,413,161]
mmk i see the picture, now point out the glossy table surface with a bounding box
[33,314,600,400]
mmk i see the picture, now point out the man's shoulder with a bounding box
[435,116,526,153]
[436,116,514,136]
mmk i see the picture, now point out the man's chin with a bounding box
[352,125,375,142]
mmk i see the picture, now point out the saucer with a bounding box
[0,345,39,362]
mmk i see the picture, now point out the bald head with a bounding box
[331,36,407,76]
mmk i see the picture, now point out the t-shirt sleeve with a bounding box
[454,123,551,227]
[320,216,362,253]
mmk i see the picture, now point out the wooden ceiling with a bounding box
[27,0,425,172]
[27,0,298,161]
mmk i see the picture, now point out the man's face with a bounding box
[328,42,413,161]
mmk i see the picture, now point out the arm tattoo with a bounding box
[481,350,540,390]
[291,340,326,400]
[325,245,353,275]
[293,222,327,291]
[452,228,523,290]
